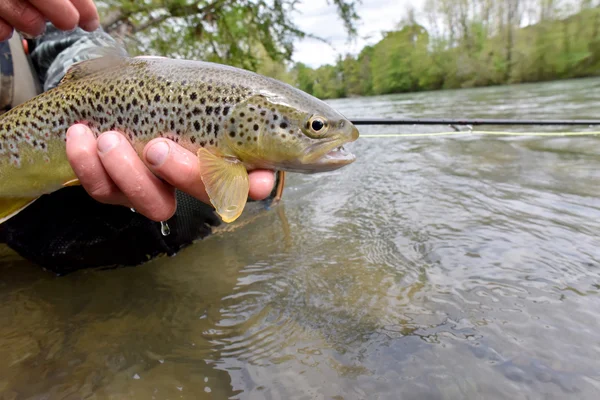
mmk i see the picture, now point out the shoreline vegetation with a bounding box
[288,4,600,100]
[99,1,600,100]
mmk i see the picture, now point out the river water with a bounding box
[1,78,600,399]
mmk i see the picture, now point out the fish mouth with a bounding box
[300,140,357,172]
[321,145,356,164]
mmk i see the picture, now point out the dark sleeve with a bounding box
[29,23,128,91]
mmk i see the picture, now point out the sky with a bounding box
[289,0,426,68]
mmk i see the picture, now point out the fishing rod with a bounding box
[350,118,600,126]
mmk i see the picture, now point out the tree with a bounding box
[96,0,361,71]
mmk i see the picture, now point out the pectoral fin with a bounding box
[0,197,39,224]
[197,148,249,223]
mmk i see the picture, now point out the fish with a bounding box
[0,55,359,224]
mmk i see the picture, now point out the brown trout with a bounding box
[0,55,358,223]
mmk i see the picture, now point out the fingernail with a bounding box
[81,19,100,32]
[146,141,170,166]
[97,132,120,154]
[66,124,89,140]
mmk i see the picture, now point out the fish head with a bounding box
[225,88,359,173]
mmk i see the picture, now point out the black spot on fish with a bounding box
[192,107,201,116]
[229,131,235,137]
[111,96,117,105]
[240,112,245,118]
[237,141,242,146]
[249,107,255,112]
[230,118,235,124]
[133,115,139,124]
[213,124,219,136]
[154,94,161,102]
[132,98,138,107]
[214,106,221,115]
[273,114,279,120]
[200,97,206,105]
[207,85,212,91]
[209,139,214,145]
[191,136,197,144]
[150,110,157,118]
[139,81,144,87]
[170,121,175,131]
[95,92,100,100]
[223,106,230,116]
[59,116,65,125]
[190,92,198,101]
[163,107,169,116]
[117,116,123,124]
[186,112,192,119]
[25,110,31,118]
[240,132,244,138]
[109,84,115,91]
[179,117,184,125]
[195,121,202,131]
[40,142,46,149]
[205,106,213,115]
[253,124,259,131]
[236,97,241,103]
[280,122,288,129]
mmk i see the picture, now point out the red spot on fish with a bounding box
[25,135,30,140]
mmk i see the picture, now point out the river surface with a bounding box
[1,78,600,399]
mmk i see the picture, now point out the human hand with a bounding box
[65,124,276,222]
[0,0,100,42]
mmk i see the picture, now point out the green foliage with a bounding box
[97,0,361,71]
[289,1,600,99]
[97,1,600,100]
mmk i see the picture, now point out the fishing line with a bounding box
[360,130,600,138]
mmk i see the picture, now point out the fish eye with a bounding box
[311,119,324,131]
[306,116,329,138]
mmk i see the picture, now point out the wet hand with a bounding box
[0,0,100,42]
[65,124,276,222]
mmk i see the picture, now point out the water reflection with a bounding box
[2,78,600,399]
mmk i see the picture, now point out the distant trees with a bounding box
[289,0,600,98]
[96,1,600,99]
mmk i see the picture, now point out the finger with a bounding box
[66,124,131,207]
[248,170,276,200]
[0,17,14,42]
[142,139,211,205]
[143,139,277,203]
[69,0,99,31]
[97,131,177,222]
[28,0,79,31]
[0,0,46,38]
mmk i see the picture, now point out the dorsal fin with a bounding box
[59,50,128,85]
